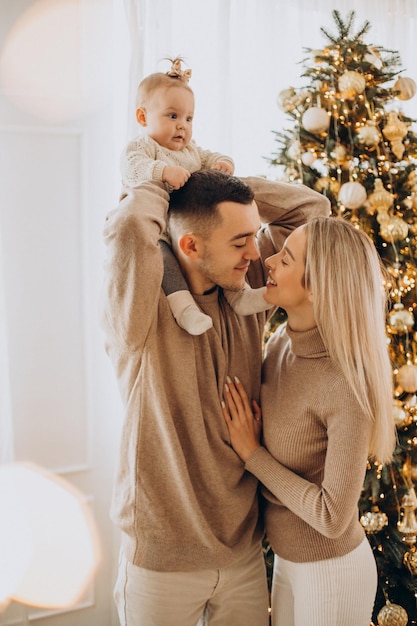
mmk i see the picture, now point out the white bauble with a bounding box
[357,121,381,147]
[310,158,328,176]
[301,107,330,134]
[338,70,366,99]
[392,400,409,428]
[338,181,367,209]
[287,141,301,160]
[301,151,317,166]
[394,76,417,101]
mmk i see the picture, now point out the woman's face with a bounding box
[264,226,313,320]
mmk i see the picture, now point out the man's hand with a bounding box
[162,166,191,189]
[211,161,234,175]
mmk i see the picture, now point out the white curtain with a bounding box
[120,0,417,176]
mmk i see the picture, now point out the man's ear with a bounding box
[136,107,147,126]
[178,233,200,259]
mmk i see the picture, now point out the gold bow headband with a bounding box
[165,57,192,84]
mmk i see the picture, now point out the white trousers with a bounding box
[271,538,377,626]
[114,542,270,626]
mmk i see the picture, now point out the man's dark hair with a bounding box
[168,170,255,237]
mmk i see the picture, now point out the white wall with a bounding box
[0,1,127,624]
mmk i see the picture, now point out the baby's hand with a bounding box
[211,161,234,175]
[162,166,191,189]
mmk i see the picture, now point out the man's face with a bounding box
[196,200,261,292]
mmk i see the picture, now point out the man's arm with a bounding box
[243,177,331,286]
[101,182,168,357]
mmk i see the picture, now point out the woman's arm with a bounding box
[223,378,371,539]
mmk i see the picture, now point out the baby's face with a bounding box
[142,85,194,151]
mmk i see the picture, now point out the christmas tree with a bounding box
[266,10,417,625]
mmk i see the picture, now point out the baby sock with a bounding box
[225,285,273,315]
[167,290,213,335]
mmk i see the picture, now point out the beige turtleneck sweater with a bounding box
[247,323,371,563]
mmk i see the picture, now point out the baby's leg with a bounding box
[225,284,273,315]
[160,240,213,335]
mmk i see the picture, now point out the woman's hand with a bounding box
[221,376,262,462]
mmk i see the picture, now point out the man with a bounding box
[102,171,330,626]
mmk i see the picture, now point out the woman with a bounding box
[222,216,396,626]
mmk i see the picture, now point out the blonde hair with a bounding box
[304,216,396,465]
[136,57,193,109]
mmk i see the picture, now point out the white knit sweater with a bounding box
[120,135,234,188]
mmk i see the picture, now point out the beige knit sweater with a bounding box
[120,135,234,188]
[101,178,330,571]
[247,324,371,563]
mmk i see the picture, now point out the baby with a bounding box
[120,57,271,335]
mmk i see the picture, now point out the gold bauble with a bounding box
[377,601,408,626]
[404,546,417,575]
[382,111,408,160]
[314,177,340,195]
[376,210,390,225]
[383,111,408,141]
[338,70,366,99]
[392,399,411,428]
[405,487,417,509]
[277,87,296,112]
[394,76,417,101]
[397,363,417,393]
[357,121,381,147]
[379,216,409,242]
[368,179,394,213]
[360,507,388,533]
[398,491,417,544]
[388,303,414,334]
[391,139,406,160]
